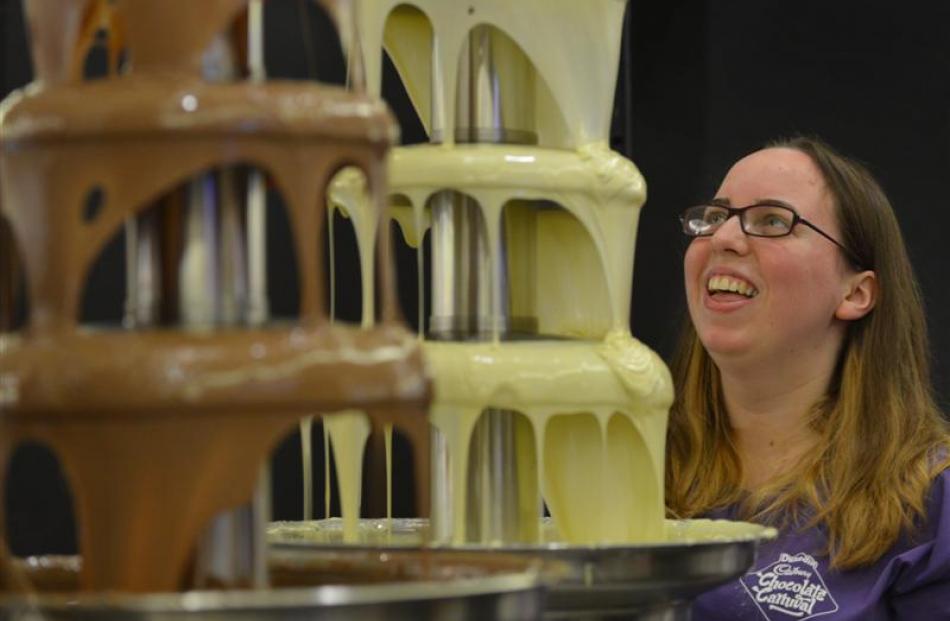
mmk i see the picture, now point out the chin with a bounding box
[696,328,753,360]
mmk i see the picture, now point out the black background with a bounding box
[2,0,949,556]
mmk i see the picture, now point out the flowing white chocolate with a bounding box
[315,0,674,546]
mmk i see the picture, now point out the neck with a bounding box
[714,334,843,490]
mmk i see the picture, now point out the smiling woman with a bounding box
[667,136,950,620]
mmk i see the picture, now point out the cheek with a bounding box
[683,241,708,323]
[683,241,707,290]
[760,251,843,320]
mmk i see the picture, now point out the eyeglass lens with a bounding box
[682,204,796,237]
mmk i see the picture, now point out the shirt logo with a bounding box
[740,552,839,620]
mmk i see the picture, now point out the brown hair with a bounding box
[666,136,950,569]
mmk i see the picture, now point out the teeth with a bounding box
[707,275,758,298]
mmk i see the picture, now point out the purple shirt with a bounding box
[693,469,950,620]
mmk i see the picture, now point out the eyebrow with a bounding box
[708,197,797,210]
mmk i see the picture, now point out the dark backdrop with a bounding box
[2,0,949,556]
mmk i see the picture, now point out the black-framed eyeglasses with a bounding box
[679,201,863,269]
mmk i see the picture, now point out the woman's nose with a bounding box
[709,215,750,254]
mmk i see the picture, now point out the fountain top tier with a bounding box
[23,0,357,81]
[355,0,628,149]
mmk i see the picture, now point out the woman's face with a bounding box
[684,147,854,365]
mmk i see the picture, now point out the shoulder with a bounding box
[885,465,950,618]
[904,464,950,556]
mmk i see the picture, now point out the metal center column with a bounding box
[428,25,539,545]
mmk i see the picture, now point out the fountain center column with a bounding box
[427,25,539,545]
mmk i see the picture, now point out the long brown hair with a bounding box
[666,136,950,569]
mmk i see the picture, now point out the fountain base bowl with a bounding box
[0,551,545,621]
[268,517,777,619]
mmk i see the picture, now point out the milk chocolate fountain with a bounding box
[0,0,549,612]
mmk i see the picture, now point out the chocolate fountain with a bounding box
[0,0,545,618]
[273,1,776,620]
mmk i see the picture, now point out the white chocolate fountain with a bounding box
[319,0,670,547]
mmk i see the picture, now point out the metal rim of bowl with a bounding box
[268,517,778,553]
[0,570,543,613]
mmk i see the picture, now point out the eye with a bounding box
[682,205,730,235]
[747,206,794,235]
[703,207,729,224]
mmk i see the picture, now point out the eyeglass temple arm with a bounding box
[799,220,863,269]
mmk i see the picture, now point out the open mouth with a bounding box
[706,274,758,299]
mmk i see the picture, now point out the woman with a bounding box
[668,136,950,620]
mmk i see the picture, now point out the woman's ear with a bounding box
[835,270,877,321]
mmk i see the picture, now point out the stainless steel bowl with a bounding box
[268,518,777,620]
[0,550,547,621]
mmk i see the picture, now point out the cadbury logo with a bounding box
[740,553,839,620]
